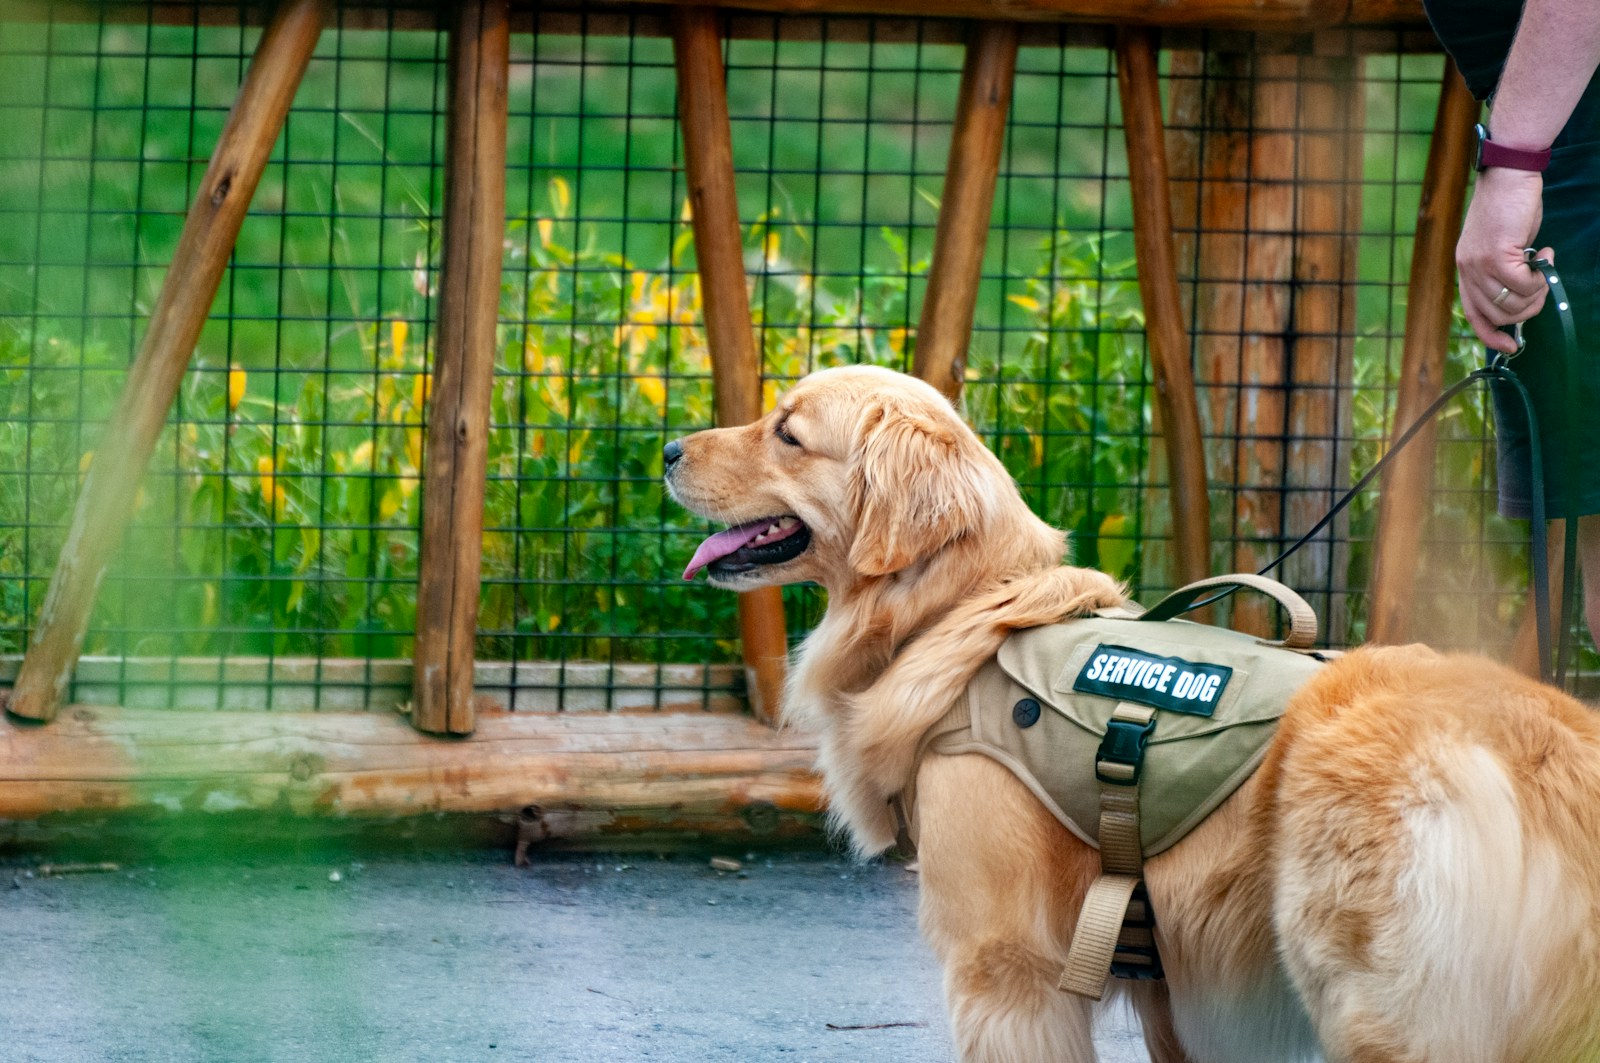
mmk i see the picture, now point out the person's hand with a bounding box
[1456,166,1552,353]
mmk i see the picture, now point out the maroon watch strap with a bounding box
[1475,124,1551,172]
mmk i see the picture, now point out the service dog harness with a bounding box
[899,575,1333,1000]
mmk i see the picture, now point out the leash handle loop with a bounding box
[1139,573,1318,649]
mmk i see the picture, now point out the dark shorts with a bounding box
[1488,138,1600,521]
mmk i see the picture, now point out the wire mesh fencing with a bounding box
[0,4,1555,712]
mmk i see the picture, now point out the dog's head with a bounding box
[664,365,1015,592]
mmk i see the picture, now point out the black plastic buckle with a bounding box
[1095,714,1156,786]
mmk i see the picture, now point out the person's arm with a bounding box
[1457,0,1600,353]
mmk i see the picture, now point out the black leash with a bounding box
[1180,251,1579,686]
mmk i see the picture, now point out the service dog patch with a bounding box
[1072,644,1233,717]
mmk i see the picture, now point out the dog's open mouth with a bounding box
[683,516,812,580]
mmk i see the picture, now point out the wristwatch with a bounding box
[1474,123,1551,172]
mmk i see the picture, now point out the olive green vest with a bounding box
[914,615,1328,856]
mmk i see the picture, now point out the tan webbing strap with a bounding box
[1060,703,1156,1000]
[1138,573,1318,650]
[1059,872,1140,998]
[1096,784,1142,874]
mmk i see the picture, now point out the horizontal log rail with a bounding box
[0,656,747,714]
[0,708,823,836]
[5,0,1433,33]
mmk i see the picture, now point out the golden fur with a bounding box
[666,365,1600,1063]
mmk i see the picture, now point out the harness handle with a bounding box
[1137,573,1318,650]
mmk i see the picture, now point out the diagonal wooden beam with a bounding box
[1115,27,1211,587]
[3,0,329,724]
[672,6,788,725]
[913,20,1019,405]
[411,0,511,736]
[1367,63,1477,644]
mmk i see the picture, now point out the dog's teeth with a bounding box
[748,518,797,547]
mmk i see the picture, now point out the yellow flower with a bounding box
[349,440,375,471]
[405,428,423,471]
[227,364,247,412]
[1096,513,1135,578]
[412,372,432,410]
[390,319,409,365]
[637,375,667,414]
[256,456,276,503]
[537,217,554,249]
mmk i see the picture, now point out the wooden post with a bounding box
[672,6,788,725]
[1115,27,1210,588]
[912,21,1019,404]
[1166,50,1363,636]
[411,0,510,736]
[1281,55,1364,637]
[2,0,328,724]
[1368,64,1477,644]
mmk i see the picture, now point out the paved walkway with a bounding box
[1,846,1151,1062]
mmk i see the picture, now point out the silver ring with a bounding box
[1493,286,1512,308]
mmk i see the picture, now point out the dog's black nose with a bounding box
[663,439,684,467]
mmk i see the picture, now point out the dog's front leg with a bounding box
[915,753,1101,1063]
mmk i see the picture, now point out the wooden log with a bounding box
[1115,27,1210,588]
[1,0,328,725]
[1368,64,1477,644]
[412,0,511,736]
[5,0,1401,33]
[9,4,1444,51]
[645,0,1350,31]
[1280,54,1363,638]
[0,708,823,828]
[913,21,1019,404]
[672,6,789,725]
[1166,50,1361,637]
[1167,51,1291,636]
[1344,0,1432,26]
[0,654,746,714]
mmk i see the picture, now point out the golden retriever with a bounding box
[665,364,1600,1063]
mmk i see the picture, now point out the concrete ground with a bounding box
[0,844,1153,1062]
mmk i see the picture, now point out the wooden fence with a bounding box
[0,0,1504,846]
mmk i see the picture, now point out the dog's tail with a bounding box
[827,565,1125,856]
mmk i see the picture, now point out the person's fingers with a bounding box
[1481,280,1548,320]
[1462,280,1520,354]
[1462,274,1552,352]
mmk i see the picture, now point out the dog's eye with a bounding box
[775,420,802,448]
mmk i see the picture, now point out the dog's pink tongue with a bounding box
[683,520,771,580]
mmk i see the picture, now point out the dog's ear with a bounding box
[848,401,993,576]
